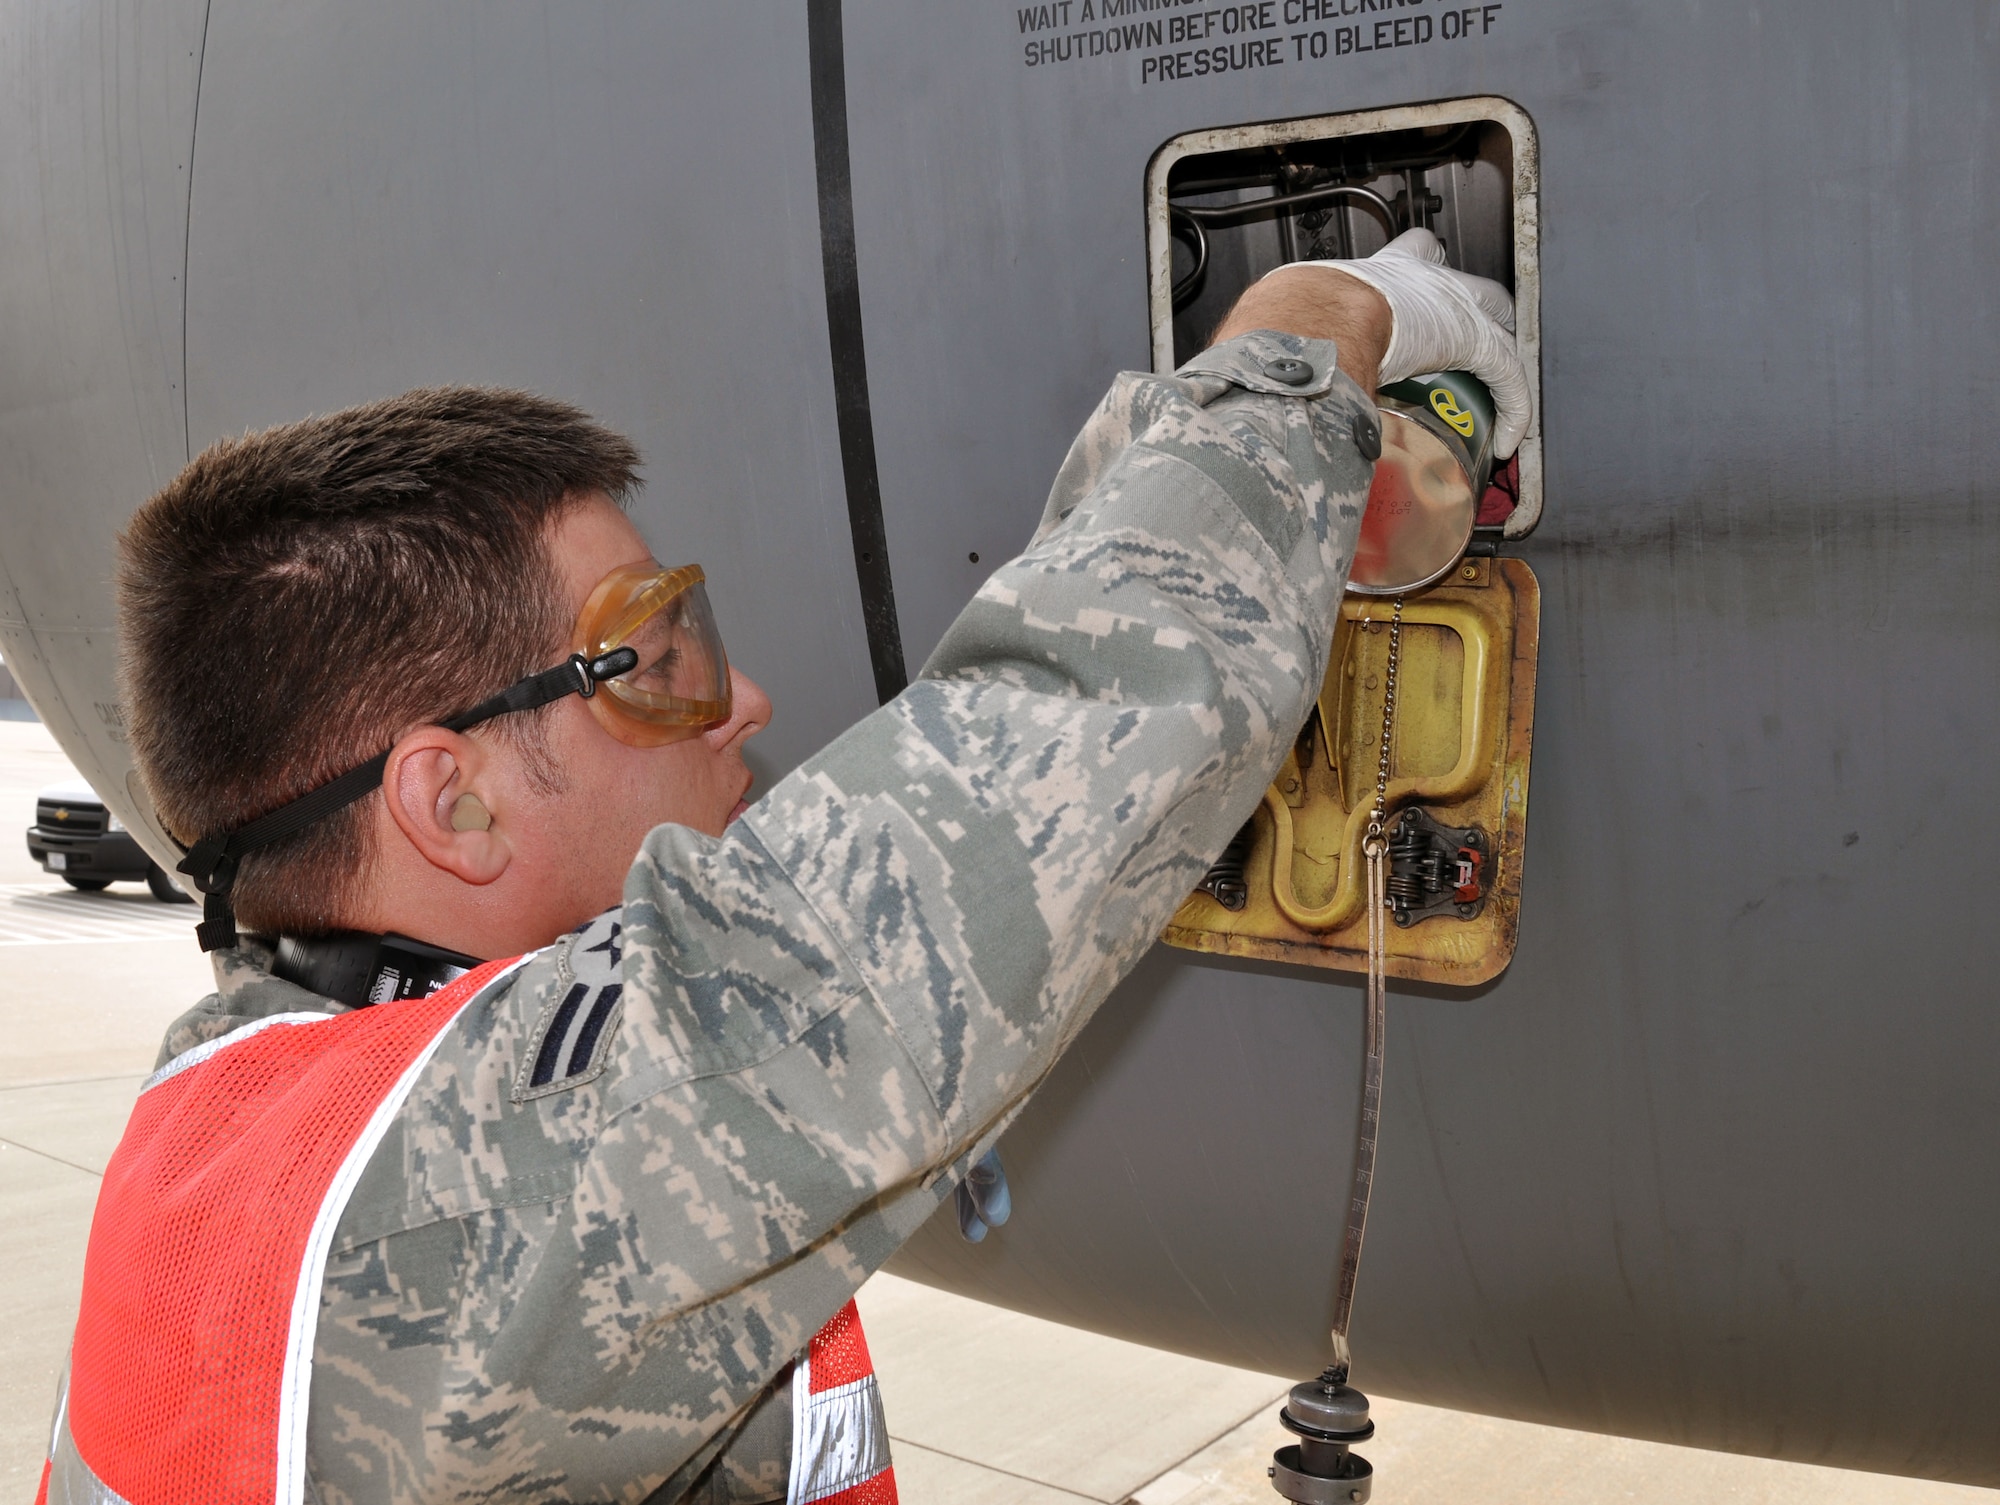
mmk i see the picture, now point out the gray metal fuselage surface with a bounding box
[1,0,1994,1485]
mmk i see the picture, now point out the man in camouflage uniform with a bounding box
[88,235,1526,1500]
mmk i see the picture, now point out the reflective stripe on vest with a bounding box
[40,957,527,1505]
[787,1301,897,1505]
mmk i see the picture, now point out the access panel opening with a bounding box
[1145,98,1541,537]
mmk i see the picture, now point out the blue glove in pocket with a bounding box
[954,1148,1012,1243]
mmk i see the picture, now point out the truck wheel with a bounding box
[63,876,112,892]
[146,862,195,904]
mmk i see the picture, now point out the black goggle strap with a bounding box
[177,646,640,952]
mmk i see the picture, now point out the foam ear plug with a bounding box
[450,794,492,832]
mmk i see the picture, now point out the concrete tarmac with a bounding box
[0,721,1989,1502]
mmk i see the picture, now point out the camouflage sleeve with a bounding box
[737,328,1374,1153]
[306,330,1376,1501]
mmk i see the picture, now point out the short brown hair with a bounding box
[120,387,641,936]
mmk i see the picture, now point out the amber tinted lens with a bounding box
[574,565,732,744]
[604,581,730,711]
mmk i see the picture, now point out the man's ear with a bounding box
[381,728,511,885]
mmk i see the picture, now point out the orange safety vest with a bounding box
[36,958,895,1505]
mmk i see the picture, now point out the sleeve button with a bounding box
[1352,411,1382,462]
[1261,357,1315,385]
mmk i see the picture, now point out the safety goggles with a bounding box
[178,560,732,950]
[572,563,732,747]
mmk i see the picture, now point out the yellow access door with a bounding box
[1163,557,1540,986]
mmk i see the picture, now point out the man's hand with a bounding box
[1216,228,1532,459]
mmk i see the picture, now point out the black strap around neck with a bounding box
[178,647,637,951]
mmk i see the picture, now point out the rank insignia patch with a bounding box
[514,911,625,1100]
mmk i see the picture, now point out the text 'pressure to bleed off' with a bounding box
[1015,0,1505,78]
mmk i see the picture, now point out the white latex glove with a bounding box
[1289,227,1532,459]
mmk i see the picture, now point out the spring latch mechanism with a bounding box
[1195,818,1258,911]
[1385,807,1490,927]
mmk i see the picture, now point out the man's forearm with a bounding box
[1211,265,1392,394]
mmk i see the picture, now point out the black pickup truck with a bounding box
[27,779,190,903]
